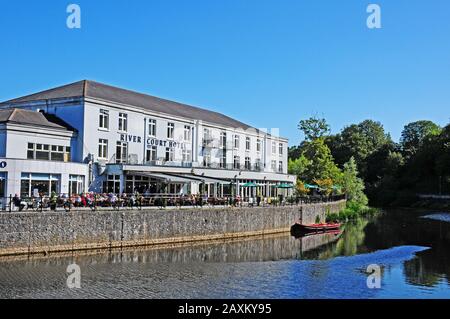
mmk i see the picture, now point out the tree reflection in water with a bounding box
[298,209,450,289]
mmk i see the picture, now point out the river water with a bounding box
[0,209,449,299]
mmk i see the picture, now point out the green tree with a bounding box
[400,121,441,159]
[327,120,391,178]
[298,116,330,141]
[340,157,368,206]
[288,145,302,160]
[288,155,311,177]
[301,138,341,183]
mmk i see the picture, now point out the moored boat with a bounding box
[290,222,341,236]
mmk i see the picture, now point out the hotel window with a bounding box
[35,144,50,160]
[27,143,35,159]
[98,139,108,160]
[148,119,157,137]
[116,142,128,163]
[272,141,277,154]
[165,147,174,162]
[50,145,65,162]
[233,156,240,169]
[220,153,227,168]
[184,125,191,142]
[69,175,85,195]
[167,122,175,139]
[220,132,227,148]
[234,135,240,149]
[203,152,211,167]
[27,143,70,162]
[146,146,157,162]
[271,160,276,171]
[279,143,283,155]
[103,175,121,194]
[245,137,251,151]
[99,109,109,130]
[125,175,151,194]
[245,157,251,170]
[256,139,261,153]
[255,158,262,171]
[203,128,212,146]
[278,161,283,173]
[118,113,128,132]
[20,173,60,198]
[182,149,192,162]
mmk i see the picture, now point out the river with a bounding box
[0,209,449,299]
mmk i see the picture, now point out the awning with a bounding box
[133,172,195,183]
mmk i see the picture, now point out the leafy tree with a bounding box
[300,138,342,183]
[365,142,404,185]
[327,120,391,178]
[288,155,311,177]
[435,124,450,178]
[295,180,310,196]
[288,146,302,161]
[400,121,441,159]
[340,157,368,206]
[298,116,330,141]
[314,178,334,196]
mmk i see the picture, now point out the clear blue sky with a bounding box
[0,0,449,145]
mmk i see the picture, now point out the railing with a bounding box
[1,193,346,212]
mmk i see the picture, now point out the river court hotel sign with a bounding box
[120,134,188,150]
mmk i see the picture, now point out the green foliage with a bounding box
[315,215,321,224]
[326,201,379,223]
[298,116,330,141]
[291,115,450,208]
[340,157,368,206]
[327,120,391,174]
[300,138,342,182]
[400,120,441,159]
[288,155,311,176]
[288,145,302,160]
[295,180,310,196]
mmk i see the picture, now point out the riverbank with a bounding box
[0,200,346,257]
[326,201,379,223]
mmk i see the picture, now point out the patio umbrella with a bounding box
[242,182,257,187]
[276,183,293,189]
[304,184,319,189]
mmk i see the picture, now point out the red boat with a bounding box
[290,222,341,236]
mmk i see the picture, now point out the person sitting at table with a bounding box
[12,194,26,211]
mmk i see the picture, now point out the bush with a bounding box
[326,201,379,223]
[326,213,339,223]
[315,215,321,224]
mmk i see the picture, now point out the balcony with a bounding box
[110,154,268,173]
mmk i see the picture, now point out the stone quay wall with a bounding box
[0,200,346,257]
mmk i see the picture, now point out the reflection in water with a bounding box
[0,209,449,299]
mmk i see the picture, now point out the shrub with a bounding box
[315,215,321,224]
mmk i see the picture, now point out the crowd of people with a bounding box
[8,192,343,212]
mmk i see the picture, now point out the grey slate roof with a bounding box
[0,108,70,130]
[1,80,254,130]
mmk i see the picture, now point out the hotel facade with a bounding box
[0,80,295,201]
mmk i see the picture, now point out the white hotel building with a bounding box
[0,80,295,200]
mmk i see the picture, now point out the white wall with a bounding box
[0,158,89,196]
[4,126,72,159]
